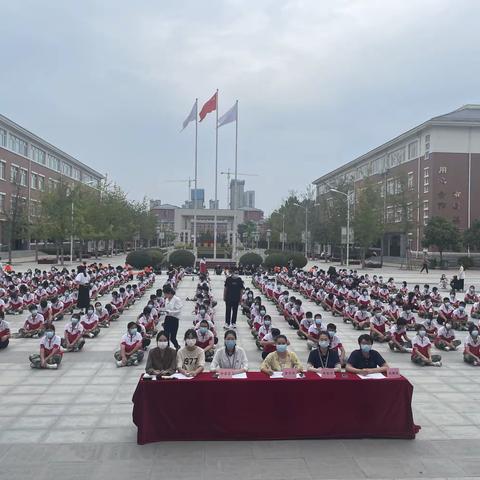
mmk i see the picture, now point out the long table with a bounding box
[132,372,419,444]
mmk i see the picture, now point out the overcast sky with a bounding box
[1,0,480,214]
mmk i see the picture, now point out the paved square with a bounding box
[0,258,479,479]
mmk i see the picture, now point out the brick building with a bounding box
[0,114,104,247]
[313,105,480,257]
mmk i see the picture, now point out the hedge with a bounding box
[263,253,288,268]
[458,256,474,269]
[169,249,195,268]
[126,249,165,269]
[239,252,263,267]
[288,252,308,268]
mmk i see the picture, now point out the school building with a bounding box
[313,104,480,257]
[0,114,104,248]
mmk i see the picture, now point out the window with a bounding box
[0,128,6,147]
[408,141,418,160]
[48,178,59,191]
[439,166,447,174]
[423,167,430,193]
[425,134,430,159]
[19,168,28,187]
[30,199,40,217]
[386,178,395,195]
[37,175,45,191]
[407,172,414,190]
[62,162,72,177]
[10,164,19,183]
[378,181,385,198]
[386,205,394,223]
[394,178,402,194]
[0,160,5,180]
[31,172,38,189]
[72,167,80,181]
[9,134,28,156]
[387,148,405,168]
[423,200,429,225]
[407,202,413,221]
[47,154,60,172]
[395,206,403,223]
[0,193,5,213]
[31,146,46,165]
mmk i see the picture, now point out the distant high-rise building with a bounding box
[229,179,245,209]
[184,188,205,209]
[243,190,255,208]
[209,199,219,209]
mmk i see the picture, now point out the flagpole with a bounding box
[233,100,239,263]
[213,89,219,261]
[193,98,198,259]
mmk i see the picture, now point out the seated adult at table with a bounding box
[260,335,303,375]
[145,330,177,375]
[346,334,389,374]
[210,329,248,373]
[306,331,341,372]
[177,328,205,377]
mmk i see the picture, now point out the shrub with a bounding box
[169,249,195,268]
[458,256,474,269]
[126,249,165,269]
[287,252,308,268]
[263,253,288,268]
[239,252,263,267]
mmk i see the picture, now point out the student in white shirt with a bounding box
[29,324,63,369]
[114,321,144,367]
[62,313,85,352]
[464,324,480,366]
[210,329,248,373]
[411,324,442,367]
[0,312,10,349]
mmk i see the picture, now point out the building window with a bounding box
[387,148,405,168]
[0,128,6,147]
[10,165,19,183]
[425,134,430,159]
[386,178,395,196]
[423,167,430,193]
[37,175,45,191]
[62,162,73,177]
[407,202,413,221]
[31,173,38,189]
[394,178,402,195]
[9,134,28,156]
[395,206,403,223]
[386,205,394,223]
[423,200,429,225]
[0,160,5,180]
[72,167,80,181]
[0,193,5,213]
[407,172,414,190]
[439,166,447,174]
[30,199,40,217]
[47,154,61,172]
[31,145,46,165]
[48,178,59,191]
[19,168,28,187]
[408,141,418,160]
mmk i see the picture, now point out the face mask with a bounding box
[264,320,271,326]
[472,330,479,338]
[157,341,168,349]
[129,328,137,336]
[459,307,465,313]
[319,340,329,349]
[406,310,411,315]
[375,313,381,318]
[419,330,426,337]
[45,331,54,339]
[360,344,372,353]
[96,307,102,312]
[72,319,79,326]
[225,339,236,350]
[199,309,206,315]
[328,330,335,338]
[31,310,37,316]
[315,319,322,325]
[260,310,266,316]
[186,338,196,347]
[276,344,287,353]
[88,310,94,315]
[445,323,452,330]
[199,327,208,334]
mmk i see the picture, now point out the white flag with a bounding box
[218,101,237,128]
[181,100,197,131]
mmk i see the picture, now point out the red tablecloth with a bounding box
[132,372,419,444]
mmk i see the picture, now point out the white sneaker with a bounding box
[223,324,229,330]
[88,333,94,338]
[445,347,450,351]
[405,348,413,353]
[433,361,442,367]
[116,360,124,368]
[133,360,139,366]
[46,363,58,369]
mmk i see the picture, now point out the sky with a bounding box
[1,0,480,214]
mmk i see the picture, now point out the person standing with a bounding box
[199,257,207,276]
[420,252,429,274]
[224,267,244,329]
[163,286,182,349]
[458,265,465,292]
[75,265,90,312]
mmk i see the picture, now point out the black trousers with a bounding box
[164,315,179,349]
[0,339,9,349]
[225,301,239,325]
[420,263,429,273]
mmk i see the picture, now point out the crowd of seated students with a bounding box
[247,266,480,368]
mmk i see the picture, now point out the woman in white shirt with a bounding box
[75,265,91,312]
[163,286,182,349]
[210,329,248,373]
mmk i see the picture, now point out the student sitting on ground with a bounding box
[18,304,45,338]
[210,329,249,373]
[95,302,110,328]
[50,296,65,322]
[343,300,357,324]
[346,334,389,374]
[463,324,480,366]
[389,318,413,353]
[370,307,391,343]
[307,331,341,372]
[452,302,469,330]
[306,314,326,350]
[411,324,442,367]
[260,334,303,375]
[423,313,439,341]
[353,305,371,330]
[0,312,10,349]
[435,321,461,351]
[115,321,144,367]
[62,313,85,352]
[145,331,177,376]
[260,327,281,359]
[326,323,346,366]
[297,311,313,339]
[29,324,63,369]
[195,319,215,362]
[81,305,100,338]
[177,329,205,377]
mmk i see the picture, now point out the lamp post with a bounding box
[293,203,308,258]
[329,189,351,267]
[272,212,286,251]
[266,229,271,251]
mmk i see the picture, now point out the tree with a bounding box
[463,220,480,251]
[353,182,383,267]
[423,216,461,263]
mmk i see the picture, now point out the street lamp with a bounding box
[271,212,286,251]
[329,189,351,267]
[293,203,308,258]
[266,229,271,251]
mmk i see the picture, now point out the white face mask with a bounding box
[157,341,168,350]
[186,338,196,347]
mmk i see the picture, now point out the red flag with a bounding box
[199,92,217,122]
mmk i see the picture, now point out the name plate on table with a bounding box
[320,368,336,378]
[387,368,400,378]
[282,368,297,379]
[218,369,235,379]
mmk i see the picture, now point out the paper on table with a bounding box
[270,372,303,379]
[231,372,248,379]
[357,373,386,380]
[170,373,195,380]
[142,373,156,380]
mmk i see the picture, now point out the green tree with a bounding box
[463,220,480,251]
[423,216,461,263]
[353,182,383,266]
